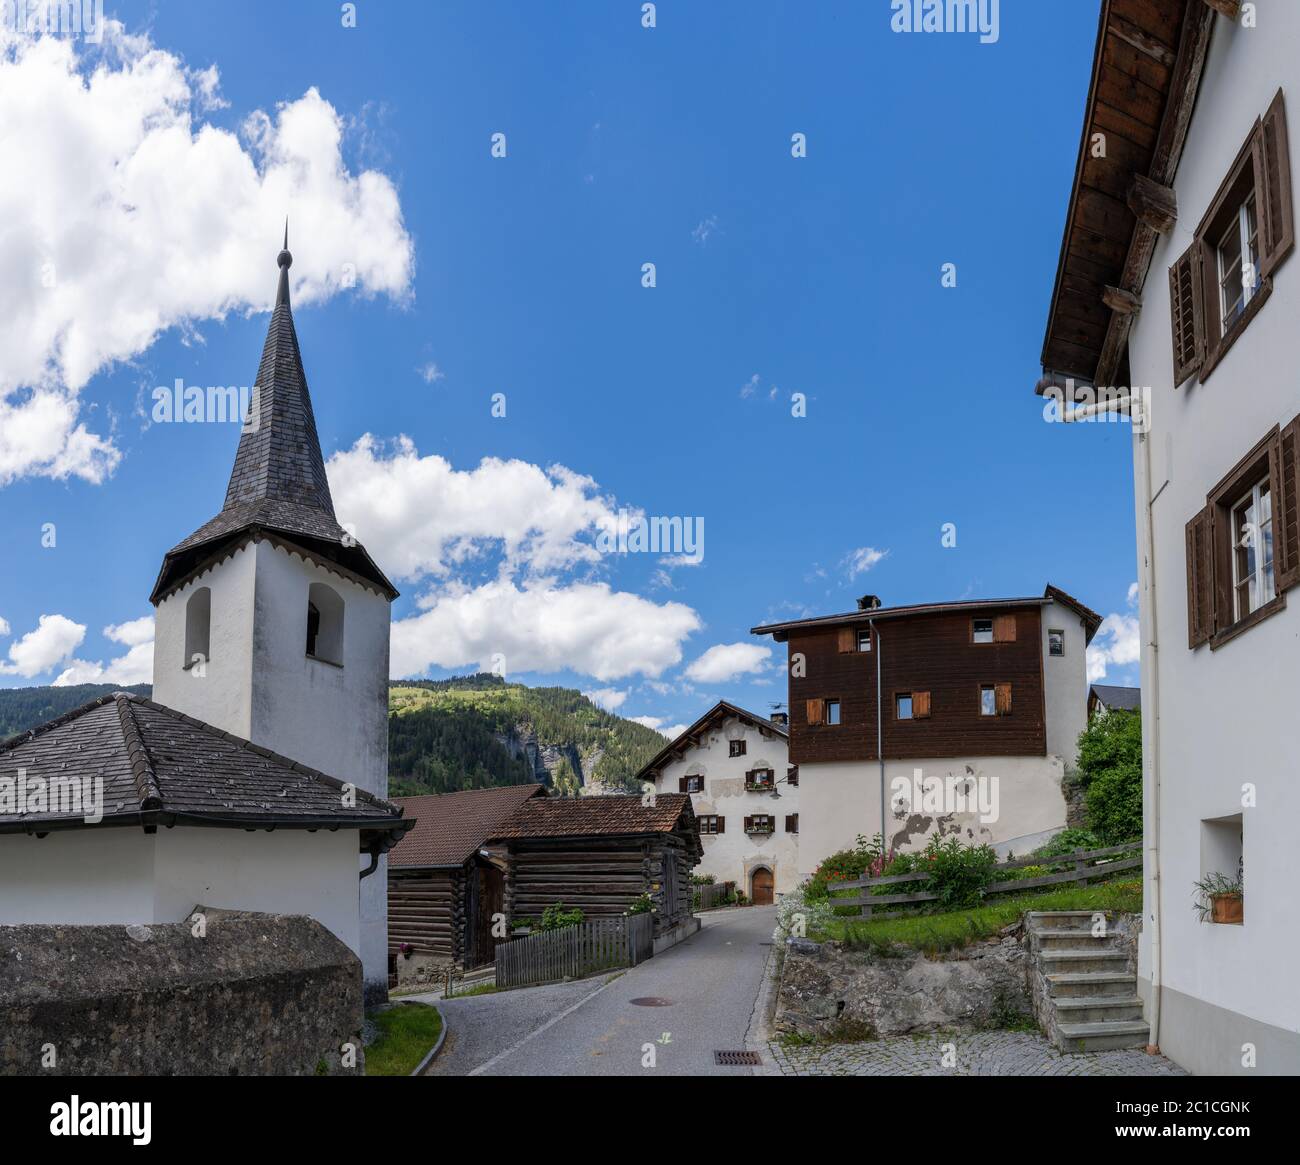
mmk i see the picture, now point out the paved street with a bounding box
[768,1031,1187,1076]
[416,906,778,1076]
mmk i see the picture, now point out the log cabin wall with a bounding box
[388,866,467,966]
[787,605,1047,764]
[503,834,696,936]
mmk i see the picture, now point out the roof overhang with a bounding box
[1039,0,1216,396]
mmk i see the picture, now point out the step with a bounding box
[1026,910,1110,931]
[1046,971,1138,998]
[1037,950,1130,973]
[1030,928,1124,951]
[1057,1020,1150,1053]
[1051,995,1144,1024]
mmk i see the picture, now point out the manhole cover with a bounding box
[628,997,674,1007]
[714,1050,763,1066]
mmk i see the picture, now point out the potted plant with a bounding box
[1193,861,1243,925]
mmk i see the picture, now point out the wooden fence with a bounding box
[832,841,1143,918]
[693,881,734,911]
[494,913,655,989]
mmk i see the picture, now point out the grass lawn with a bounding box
[812,879,1141,953]
[364,1002,443,1076]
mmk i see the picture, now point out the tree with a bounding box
[1075,711,1143,843]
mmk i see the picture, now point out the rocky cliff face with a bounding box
[494,725,605,791]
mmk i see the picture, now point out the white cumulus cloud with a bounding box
[52,614,156,687]
[0,22,413,485]
[583,688,628,712]
[683,642,772,684]
[329,436,631,582]
[0,614,86,677]
[391,580,701,683]
[1086,585,1141,683]
[844,546,889,579]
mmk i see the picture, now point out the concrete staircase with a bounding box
[1025,911,1149,1053]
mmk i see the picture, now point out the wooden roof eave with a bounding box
[1039,0,1217,398]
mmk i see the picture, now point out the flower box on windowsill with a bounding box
[745,825,774,836]
[1210,893,1243,925]
[744,783,774,793]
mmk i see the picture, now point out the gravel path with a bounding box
[768,1030,1188,1076]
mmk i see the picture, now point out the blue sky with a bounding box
[0,1,1140,734]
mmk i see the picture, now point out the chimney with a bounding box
[769,711,789,727]
[857,594,882,611]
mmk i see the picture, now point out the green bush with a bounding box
[1087,765,1143,844]
[539,902,585,930]
[627,893,653,916]
[919,835,998,909]
[1032,827,1102,859]
[1075,711,1142,843]
[807,834,884,902]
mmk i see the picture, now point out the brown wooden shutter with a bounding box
[806,698,825,726]
[785,814,799,834]
[1185,505,1216,647]
[678,776,687,793]
[994,682,1012,716]
[1169,242,1206,386]
[912,690,931,719]
[993,614,1017,642]
[1259,90,1295,278]
[837,627,855,653]
[715,816,725,834]
[743,816,753,832]
[1275,417,1300,591]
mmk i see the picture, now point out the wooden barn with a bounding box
[487,794,702,937]
[387,784,545,983]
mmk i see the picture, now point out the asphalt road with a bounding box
[418,905,778,1077]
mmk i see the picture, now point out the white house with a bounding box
[1038,0,1300,1074]
[638,702,797,902]
[752,587,1098,877]
[0,240,409,1003]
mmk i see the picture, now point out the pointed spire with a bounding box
[150,230,399,605]
[276,217,292,307]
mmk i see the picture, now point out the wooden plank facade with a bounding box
[782,605,1049,765]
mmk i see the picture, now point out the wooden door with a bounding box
[471,864,505,967]
[751,867,774,906]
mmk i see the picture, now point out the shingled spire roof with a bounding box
[151,231,397,604]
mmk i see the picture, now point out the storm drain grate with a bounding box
[714,1050,763,1066]
[629,997,674,1007]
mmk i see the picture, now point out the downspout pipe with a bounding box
[1135,407,1164,1053]
[871,619,886,855]
[360,840,383,880]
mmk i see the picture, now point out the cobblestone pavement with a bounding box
[767,1031,1187,1076]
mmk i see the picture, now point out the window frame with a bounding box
[824,699,841,726]
[896,692,913,721]
[1048,628,1065,657]
[856,629,873,652]
[729,739,746,758]
[683,774,704,795]
[698,814,723,835]
[979,685,997,718]
[971,618,994,644]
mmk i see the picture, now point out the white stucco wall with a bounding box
[1125,11,1300,1075]
[653,714,798,896]
[0,826,360,955]
[796,755,1067,880]
[1041,597,1089,767]
[151,536,392,995]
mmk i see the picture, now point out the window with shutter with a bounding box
[1258,89,1294,278]
[743,816,753,832]
[678,776,688,793]
[785,814,799,834]
[806,698,825,726]
[837,627,855,653]
[993,614,1017,643]
[912,690,931,719]
[1169,242,1206,386]
[994,682,1012,716]
[715,816,725,834]
[1276,417,1300,590]
[1187,506,1216,651]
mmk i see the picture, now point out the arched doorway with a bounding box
[750,867,774,906]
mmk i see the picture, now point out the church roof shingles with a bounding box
[0,692,410,845]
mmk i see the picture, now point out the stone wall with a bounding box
[0,909,364,1076]
[775,932,1032,1039]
